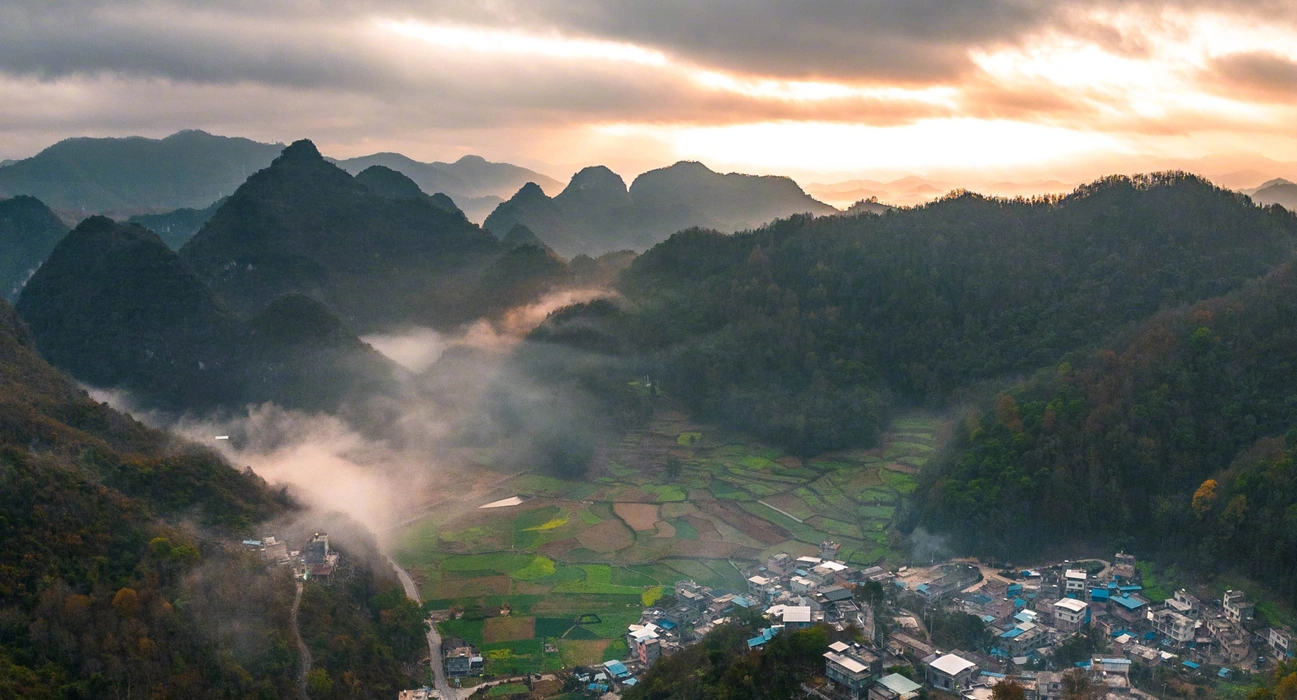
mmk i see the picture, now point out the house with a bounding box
[1064,570,1087,597]
[888,631,936,660]
[1089,657,1133,695]
[1112,552,1137,581]
[767,553,794,577]
[1151,608,1195,645]
[791,576,816,594]
[824,641,882,698]
[748,575,776,600]
[869,673,922,700]
[996,622,1047,656]
[1168,589,1202,618]
[628,625,662,665]
[767,605,813,629]
[927,653,978,691]
[1224,590,1255,624]
[1036,671,1064,700]
[810,561,851,585]
[1053,598,1089,632]
[1268,628,1294,659]
[1110,595,1148,627]
[747,626,782,649]
[444,639,484,677]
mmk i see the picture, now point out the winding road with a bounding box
[292,581,313,698]
[389,556,460,700]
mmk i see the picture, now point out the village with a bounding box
[412,544,1294,700]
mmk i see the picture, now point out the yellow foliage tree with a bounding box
[1192,479,1218,519]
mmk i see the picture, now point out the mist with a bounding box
[98,287,624,547]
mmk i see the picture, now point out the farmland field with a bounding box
[395,408,946,676]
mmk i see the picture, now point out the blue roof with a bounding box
[1007,583,1023,592]
[604,660,630,677]
[1000,628,1025,639]
[981,671,1007,679]
[1110,629,1128,638]
[982,615,997,623]
[1014,598,1027,608]
[1075,661,1091,669]
[748,636,769,648]
[1144,632,1157,640]
[1119,585,1143,593]
[732,596,754,608]
[588,683,610,692]
[1091,589,1110,601]
[1014,612,1035,623]
[915,584,930,593]
[658,620,676,629]
[894,580,907,588]
[625,678,639,686]
[1183,661,1201,669]
[1218,668,1231,678]
[972,594,993,606]
[1113,596,1146,610]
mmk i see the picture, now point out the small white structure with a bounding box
[1054,597,1089,631]
[927,654,977,691]
[1064,569,1088,595]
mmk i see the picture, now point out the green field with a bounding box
[398,411,946,675]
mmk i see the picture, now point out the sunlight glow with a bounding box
[377,19,670,66]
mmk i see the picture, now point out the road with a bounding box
[389,556,461,700]
[292,581,312,698]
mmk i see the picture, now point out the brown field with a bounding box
[558,639,610,667]
[431,575,511,599]
[699,500,791,546]
[485,615,536,643]
[537,538,581,558]
[681,515,724,541]
[576,519,635,553]
[776,456,803,468]
[884,462,919,474]
[615,503,661,530]
[660,502,694,518]
[652,520,676,538]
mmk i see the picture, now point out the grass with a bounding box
[488,683,530,697]
[579,509,602,525]
[441,553,558,581]
[678,432,702,446]
[858,505,896,519]
[535,617,576,638]
[1134,561,1173,603]
[642,586,664,607]
[879,469,918,494]
[551,565,648,595]
[485,616,536,643]
[557,639,610,666]
[438,618,486,646]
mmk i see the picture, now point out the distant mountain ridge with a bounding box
[0,131,562,222]
[1251,178,1297,210]
[178,139,572,333]
[0,130,283,212]
[484,161,837,257]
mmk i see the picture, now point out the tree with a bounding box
[1061,669,1104,700]
[1192,479,1218,519]
[306,668,333,695]
[992,679,1027,700]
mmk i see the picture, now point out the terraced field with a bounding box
[394,411,945,676]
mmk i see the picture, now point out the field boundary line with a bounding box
[756,500,805,523]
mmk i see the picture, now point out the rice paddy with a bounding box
[395,410,945,676]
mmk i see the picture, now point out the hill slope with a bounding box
[532,173,1297,454]
[16,216,399,415]
[180,140,571,332]
[0,130,282,212]
[1252,178,1297,210]
[484,161,836,257]
[917,260,1297,602]
[0,195,68,300]
[127,197,226,249]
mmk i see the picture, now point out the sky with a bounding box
[3,0,1297,188]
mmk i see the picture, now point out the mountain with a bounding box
[179,140,572,333]
[484,161,836,257]
[354,164,466,217]
[532,173,1297,455]
[16,216,400,415]
[0,195,68,300]
[0,130,283,212]
[334,152,561,222]
[127,197,226,249]
[840,197,893,216]
[917,259,1297,602]
[0,295,300,697]
[1252,178,1297,210]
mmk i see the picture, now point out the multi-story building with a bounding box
[1064,570,1087,597]
[1268,628,1294,659]
[1224,590,1255,624]
[1167,589,1202,618]
[823,641,882,699]
[1054,598,1089,632]
[927,654,977,692]
[1151,608,1196,645]
[444,640,483,677]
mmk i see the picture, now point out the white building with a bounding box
[1151,608,1195,644]
[1064,569,1087,596]
[927,654,977,691]
[1054,597,1089,631]
[1224,590,1255,624]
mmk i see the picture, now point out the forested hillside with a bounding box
[17,216,401,415]
[548,173,1296,455]
[0,195,67,300]
[917,261,1297,604]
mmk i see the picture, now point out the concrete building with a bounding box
[928,654,977,692]
[1168,589,1202,618]
[628,625,662,665]
[1268,628,1294,659]
[1110,595,1148,628]
[823,641,882,699]
[1064,570,1087,597]
[1151,608,1196,645]
[1036,671,1064,700]
[444,640,483,677]
[1224,590,1255,624]
[869,673,922,700]
[1112,552,1137,581]
[1053,598,1089,632]
[767,605,813,629]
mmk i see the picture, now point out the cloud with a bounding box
[1206,51,1297,101]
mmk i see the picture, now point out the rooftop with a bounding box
[878,673,922,695]
[1055,598,1088,612]
[930,654,977,676]
[823,652,869,674]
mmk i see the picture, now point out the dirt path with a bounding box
[292,581,312,698]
